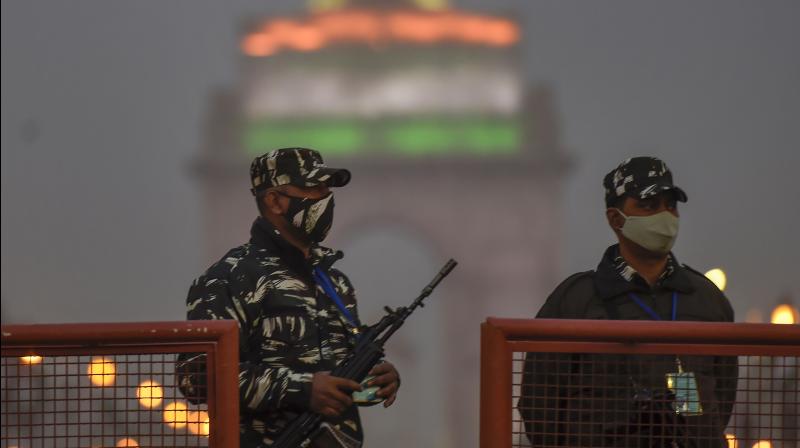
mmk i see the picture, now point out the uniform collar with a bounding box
[249,216,308,274]
[249,216,344,277]
[594,244,695,300]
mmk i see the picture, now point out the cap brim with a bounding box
[637,183,688,202]
[307,167,351,188]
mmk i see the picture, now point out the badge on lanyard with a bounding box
[665,357,703,416]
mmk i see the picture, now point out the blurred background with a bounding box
[2,0,799,446]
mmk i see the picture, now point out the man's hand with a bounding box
[368,362,401,407]
[310,372,361,418]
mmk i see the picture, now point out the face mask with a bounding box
[283,193,335,243]
[615,209,679,254]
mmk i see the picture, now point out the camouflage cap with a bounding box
[603,156,688,207]
[250,148,351,195]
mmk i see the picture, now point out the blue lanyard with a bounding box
[628,291,678,321]
[313,267,360,331]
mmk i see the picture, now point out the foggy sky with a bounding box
[2,0,799,324]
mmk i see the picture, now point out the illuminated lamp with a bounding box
[164,401,189,428]
[187,410,211,437]
[725,433,738,448]
[87,356,116,387]
[115,438,139,447]
[752,441,772,448]
[770,303,798,324]
[20,355,43,365]
[704,268,727,292]
[745,308,764,323]
[136,380,164,408]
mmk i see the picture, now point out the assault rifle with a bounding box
[271,259,458,448]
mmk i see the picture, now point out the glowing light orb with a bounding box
[20,355,43,365]
[745,308,764,323]
[771,304,798,324]
[704,268,727,291]
[163,401,189,428]
[116,438,139,447]
[187,410,210,437]
[752,441,772,448]
[725,433,738,448]
[87,356,116,387]
[136,380,164,408]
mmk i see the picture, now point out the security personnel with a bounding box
[182,148,400,447]
[518,157,737,447]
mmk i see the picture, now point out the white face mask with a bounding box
[615,209,679,254]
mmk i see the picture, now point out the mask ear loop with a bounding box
[612,208,628,231]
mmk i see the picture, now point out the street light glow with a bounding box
[19,355,43,365]
[187,410,210,437]
[163,401,189,428]
[770,304,798,324]
[87,357,116,387]
[704,268,727,291]
[137,380,164,408]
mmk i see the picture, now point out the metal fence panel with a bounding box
[1,321,239,448]
[481,318,800,448]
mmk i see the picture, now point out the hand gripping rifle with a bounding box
[271,259,458,448]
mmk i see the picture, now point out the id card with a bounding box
[351,375,384,407]
[665,371,703,416]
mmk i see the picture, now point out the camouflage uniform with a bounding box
[183,148,362,447]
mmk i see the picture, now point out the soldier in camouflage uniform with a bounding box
[518,157,737,447]
[183,148,400,447]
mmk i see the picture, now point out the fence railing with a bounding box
[1,321,239,448]
[480,318,800,448]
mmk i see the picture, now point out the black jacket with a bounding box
[518,245,737,447]
[183,217,362,447]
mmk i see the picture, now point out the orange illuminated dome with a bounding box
[242,9,520,57]
[187,410,211,437]
[137,380,164,408]
[770,304,798,324]
[87,356,116,387]
[164,401,189,428]
[19,355,43,365]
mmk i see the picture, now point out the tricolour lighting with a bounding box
[242,10,520,58]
